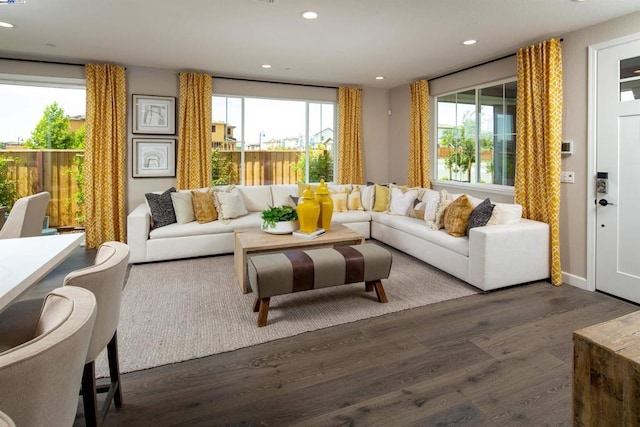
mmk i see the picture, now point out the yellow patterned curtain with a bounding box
[408,80,430,188]
[337,87,363,184]
[84,64,127,248]
[177,72,212,189]
[515,38,563,286]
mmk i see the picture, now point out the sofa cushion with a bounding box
[373,184,390,212]
[488,202,523,225]
[331,210,372,223]
[467,198,495,234]
[331,189,348,212]
[371,212,469,256]
[360,185,375,211]
[237,185,273,212]
[214,187,249,220]
[271,185,298,207]
[348,186,363,210]
[443,194,474,237]
[145,187,176,229]
[191,191,218,223]
[171,192,196,224]
[149,212,263,239]
[389,186,418,216]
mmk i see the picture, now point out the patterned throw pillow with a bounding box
[426,189,449,230]
[348,186,363,210]
[443,194,474,237]
[360,185,375,211]
[331,189,348,212]
[467,198,495,234]
[213,186,249,220]
[145,187,177,229]
[191,191,217,223]
[407,200,427,219]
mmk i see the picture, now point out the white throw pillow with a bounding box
[421,188,440,205]
[426,189,450,230]
[213,187,249,220]
[360,185,375,211]
[389,187,418,216]
[488,203,523,225]
[423,198,439,223]
[170,192,196,224]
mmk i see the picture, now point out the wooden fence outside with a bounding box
[218,149,307,185]
[0,150,83,228]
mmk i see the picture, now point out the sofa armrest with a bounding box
[127,203,151,263]
[468,219,550,291]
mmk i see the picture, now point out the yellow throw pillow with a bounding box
[373,184,390,212]
[443,194,474,237]
[348,186,363,210]
[191,191,217,223]
[331,189,348,212]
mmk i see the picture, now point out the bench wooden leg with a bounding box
[372,280,388,303]
[257,298,270,327]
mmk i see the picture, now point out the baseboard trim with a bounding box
[563,272,589,291]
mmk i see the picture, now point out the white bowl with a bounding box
[261,220,299,234]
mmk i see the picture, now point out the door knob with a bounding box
[598,199,615,206]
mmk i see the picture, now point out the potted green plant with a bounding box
[260,205,299,234]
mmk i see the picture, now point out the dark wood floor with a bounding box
[31,247,638,426]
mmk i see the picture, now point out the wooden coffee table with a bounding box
[234,223,365,293]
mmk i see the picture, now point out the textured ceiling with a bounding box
[1,0,640,88]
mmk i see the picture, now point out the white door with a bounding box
[595,39,640,302]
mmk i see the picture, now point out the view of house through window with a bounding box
[212,95,335,186]
[0,81,86,229]
[436,80,517,186]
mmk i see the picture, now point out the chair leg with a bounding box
[82,361,98,427]
[107,331,123,408]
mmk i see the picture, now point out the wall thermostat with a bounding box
[561,140,573,155]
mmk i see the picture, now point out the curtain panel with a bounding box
[84,63,127,248]
[177,72,213,189]
[408,80,431,188]
[337,87,364,184]
[515,38,563,286]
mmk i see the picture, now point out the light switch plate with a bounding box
[560,171,575,183]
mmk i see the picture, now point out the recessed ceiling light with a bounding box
[462,39,477,46]
[302,11,318,19]
[0,21,14,28]
[375,76,384,80]
[261,64,272,69]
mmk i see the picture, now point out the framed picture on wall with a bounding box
[132,94,176,134]
[132,138,176,178]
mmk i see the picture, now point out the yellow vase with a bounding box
[297,184,320,233]
[315,179,333,231]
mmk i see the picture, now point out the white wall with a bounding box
[361,87,390,183]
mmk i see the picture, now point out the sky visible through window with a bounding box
[0,84,85,143]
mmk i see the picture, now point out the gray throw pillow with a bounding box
[145,187,177,229]
[466,198,495,235]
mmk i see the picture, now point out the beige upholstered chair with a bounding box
[0,286,97,427]
[64,241,130,427]
[0,192,50,239]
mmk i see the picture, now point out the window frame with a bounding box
[213,93,338,185]
[433,77,517,196]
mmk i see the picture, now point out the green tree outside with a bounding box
[24,102,84,149]
[295,146,333,183]
[0,157,19,210]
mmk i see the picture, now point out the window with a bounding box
[0,79,86,228]
[436,80,517,186]
[212,95,336,186]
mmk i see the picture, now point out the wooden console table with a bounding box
[573,310,640,426]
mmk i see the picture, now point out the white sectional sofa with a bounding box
[127,184,550,291]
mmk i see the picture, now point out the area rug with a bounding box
[96,244,479,376]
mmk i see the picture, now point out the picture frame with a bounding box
[132,138,176,178]
[132,94,176,135]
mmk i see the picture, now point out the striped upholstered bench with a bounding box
[247,243,392,327]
